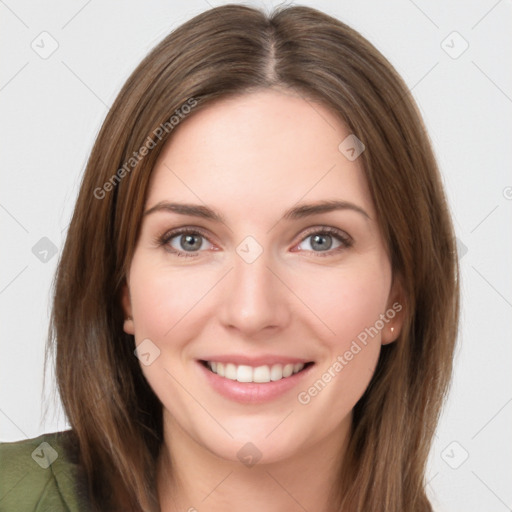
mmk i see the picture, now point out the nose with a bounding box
[217,248,292,337]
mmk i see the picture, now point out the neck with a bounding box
[157,413,352,512]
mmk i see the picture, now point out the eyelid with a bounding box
[156,224,353,257]
[155,225,216,257]
[297,225,353,245]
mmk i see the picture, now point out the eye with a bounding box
[156,225,352,259]
[158,227,214,258]
[294,227,352,256]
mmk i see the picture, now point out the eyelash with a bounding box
[155,226,353,259]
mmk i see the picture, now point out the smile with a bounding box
[203,361,310,383]
[197,356,315,403]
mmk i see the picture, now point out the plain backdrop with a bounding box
[1,1,511,511]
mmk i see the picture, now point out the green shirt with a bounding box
[0,430,90,511]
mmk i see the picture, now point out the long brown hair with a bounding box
[45,4,459,511]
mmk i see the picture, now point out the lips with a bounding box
[203,360,309,383]
[197,358,315,404]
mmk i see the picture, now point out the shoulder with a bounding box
[0,430,91,511]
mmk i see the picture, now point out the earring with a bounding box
[390,326,395,334]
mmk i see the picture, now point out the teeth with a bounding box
[253,365,270,383]
[226,363,238,380]
[270,364,283,381]
[206,361,305,383]
[237,365,253,383]
[283,364,294,378]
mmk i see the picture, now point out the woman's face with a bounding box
[122,88,403,465]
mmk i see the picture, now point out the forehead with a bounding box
[145,89,375,222]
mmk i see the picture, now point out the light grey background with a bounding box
[1,1,511,511]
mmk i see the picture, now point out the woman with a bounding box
[0,4,459,511]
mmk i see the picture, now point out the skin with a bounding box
[121,88,404,512]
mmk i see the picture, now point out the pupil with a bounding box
[182,234,201,251]
[312,234,332,251]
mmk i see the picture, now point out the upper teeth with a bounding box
[207,362,305,383]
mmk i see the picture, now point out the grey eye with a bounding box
[170,233,209,252]
[298,233,342,252]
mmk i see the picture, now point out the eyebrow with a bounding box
[143,199,370,223]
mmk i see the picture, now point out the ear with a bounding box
[121,281,135,335]
[381,274,405,346]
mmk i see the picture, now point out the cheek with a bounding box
[129,260,210,340]
[294,267,390,417]
[295,261,392,347]
[128,261,207,402]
